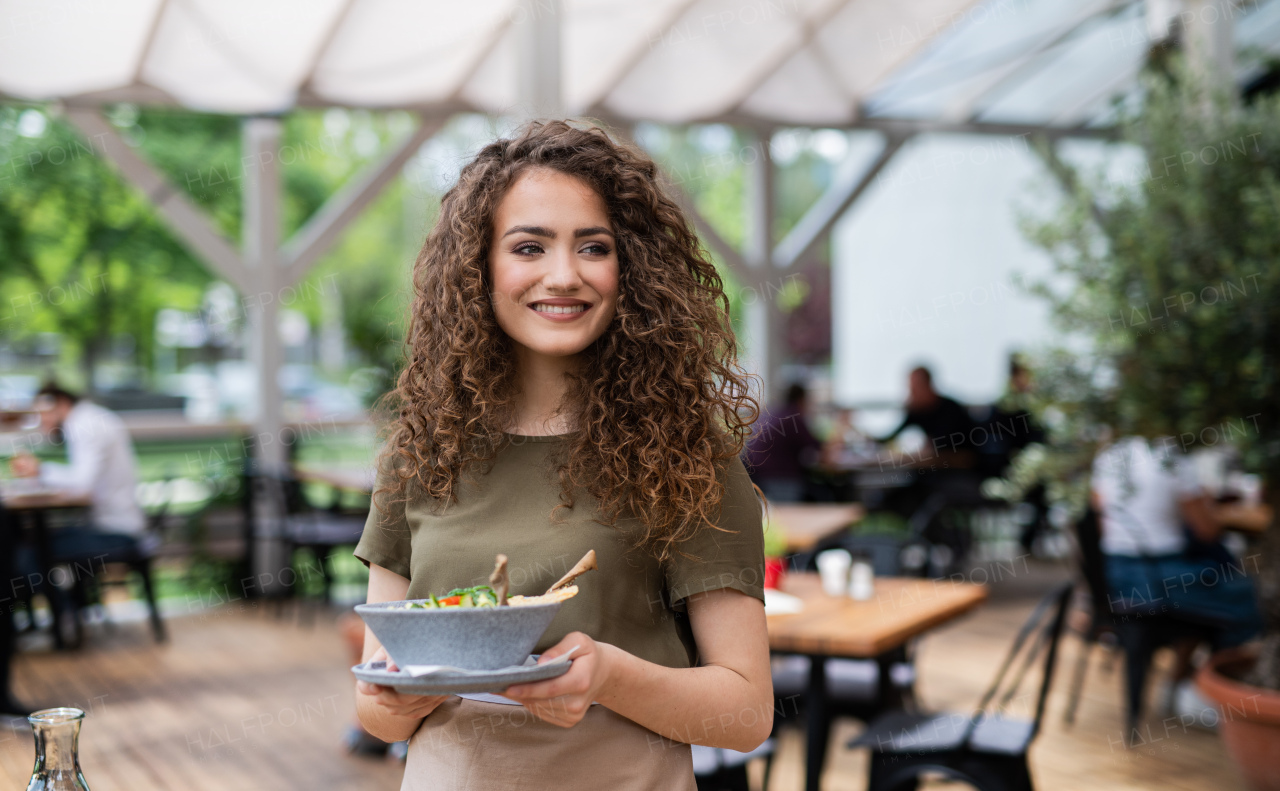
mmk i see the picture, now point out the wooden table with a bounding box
[767,573,988,791]
[767,503,864,554]
[1215,502,1272,534]
[2,488,92,512]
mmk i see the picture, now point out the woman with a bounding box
[353,121,772,790]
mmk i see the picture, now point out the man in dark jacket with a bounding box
[879,366,977,461]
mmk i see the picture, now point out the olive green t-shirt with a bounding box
[353,434,764,670]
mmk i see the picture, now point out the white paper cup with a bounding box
[815,549,852,597]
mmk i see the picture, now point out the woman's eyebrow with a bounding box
[501,225,555,239]
[574,226,614,238]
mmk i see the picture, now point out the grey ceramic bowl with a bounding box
[355,601,562,670]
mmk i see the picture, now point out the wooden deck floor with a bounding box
[2,576,1245,791]
[2,605,403,791]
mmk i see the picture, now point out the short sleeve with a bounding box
[353,463,414,580]
[664,456,765,610]
[1089,444,1118,502]
[1174,453,1206,499]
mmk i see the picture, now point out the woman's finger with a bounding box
[537,633,587,662]
[507,657,591,700]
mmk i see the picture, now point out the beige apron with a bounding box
[401,697,697,791]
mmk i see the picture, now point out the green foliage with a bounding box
[0,106,213,384]
[1,104,422,394]
[637,124,837,342]
[137,107,419,390]
[1023,71,1280,484]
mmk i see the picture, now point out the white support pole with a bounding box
[242,117,288,591]
[516,0,563,119]
[1182,0,1235,86]
[742,129,780,405]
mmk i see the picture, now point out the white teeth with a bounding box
[532,303,587,314]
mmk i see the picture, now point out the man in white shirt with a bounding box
[9,384,164,648]
[1092,436,1208,557]
[11,385,145,536]
[1090,436,1260,649]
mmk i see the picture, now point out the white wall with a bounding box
[831,133,1066,425]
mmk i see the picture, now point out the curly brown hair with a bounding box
[376,120,757,561]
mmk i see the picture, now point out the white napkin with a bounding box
[764,589,804,616]
[403,646,579,677]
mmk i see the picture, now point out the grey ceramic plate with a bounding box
[352,656,572,695]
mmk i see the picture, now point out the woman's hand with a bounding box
[355,645,450,720]
[503,632,613,728]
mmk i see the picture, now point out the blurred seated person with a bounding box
[878,366,977,467]
[1091,436,1261,650]
[9,383,149,563]
[876,368,986,551]
[988,356,1050,551]
[973,356,1047,478]
[744,383,821,502]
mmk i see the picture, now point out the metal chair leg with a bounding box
[135,559,166,643]
[1063,633,1094,725]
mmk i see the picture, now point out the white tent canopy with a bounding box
[5,0,1274,127]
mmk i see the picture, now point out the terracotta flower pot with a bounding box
[1196,646,1280,791]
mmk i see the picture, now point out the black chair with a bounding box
[244,465,366,606]
[1061,507,1211,736]
[770,649,916,727]
[848,583,1072,791]
[57,521,167,644]
[1061,506,1116,726]
[692,741,774,791]
[32,484,171,647]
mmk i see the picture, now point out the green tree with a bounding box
[1023,71,1280,688]
[0,107,211,388]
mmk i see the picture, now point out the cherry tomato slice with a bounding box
[438,595,462,606]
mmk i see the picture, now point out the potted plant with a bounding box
[1020,65,1280,788]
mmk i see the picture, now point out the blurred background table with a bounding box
[767,503,864,554]
[767,572,987,791]
[0,482,93,649]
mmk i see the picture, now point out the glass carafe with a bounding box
[26,708,91,791]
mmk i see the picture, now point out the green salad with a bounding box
[403,584,499,609]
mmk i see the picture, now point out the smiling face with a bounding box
[488,167,620,364]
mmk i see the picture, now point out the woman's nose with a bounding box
[542,249,584,291]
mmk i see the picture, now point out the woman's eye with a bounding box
[581,242,611,256]
[513,242,543,256]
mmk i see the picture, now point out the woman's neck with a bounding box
[509,346,581,436]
